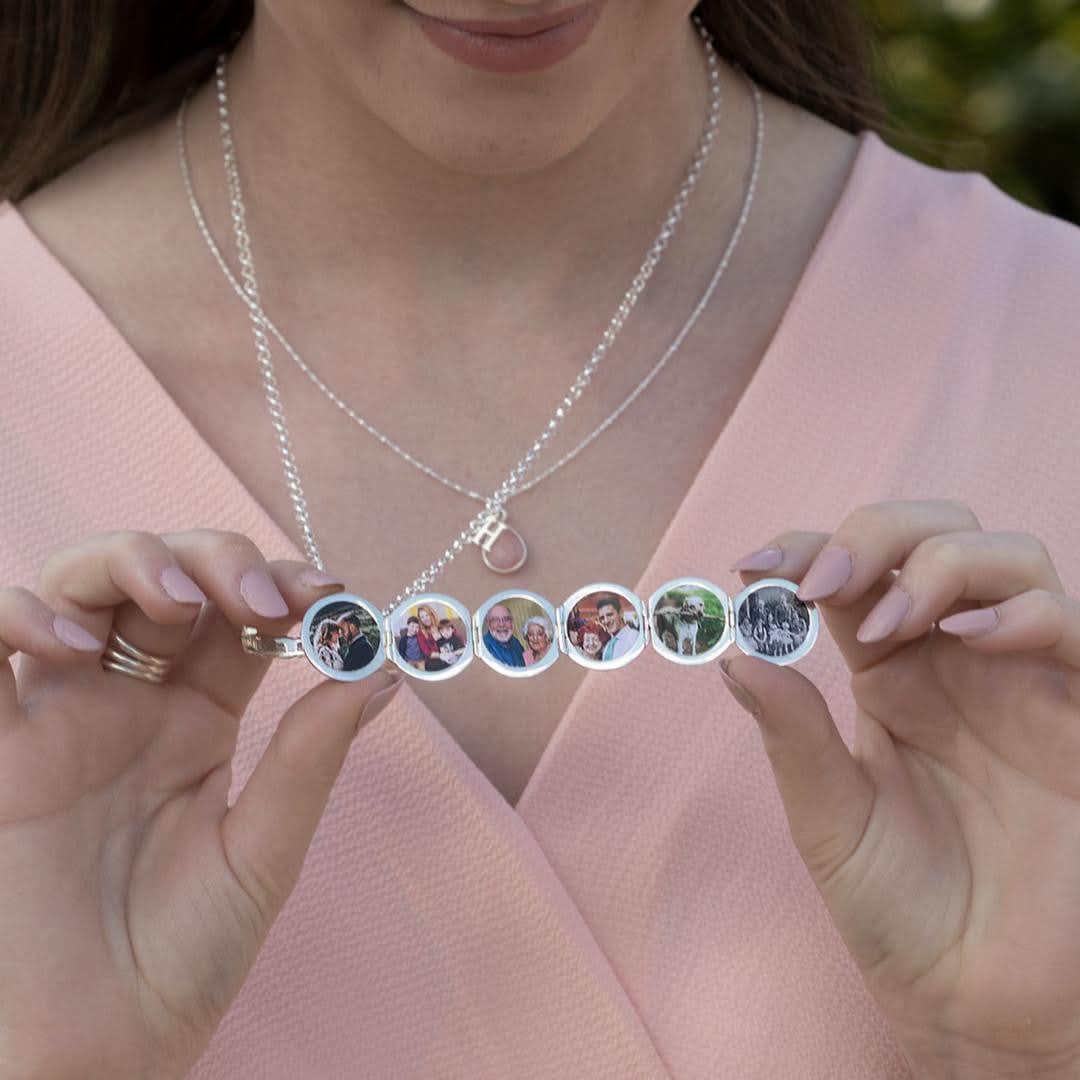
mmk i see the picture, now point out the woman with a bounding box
[522,613,555,665]
[578,620,610,662]
[313,617,347,671]
[1,2,1079,1077]
[413,602,443,662]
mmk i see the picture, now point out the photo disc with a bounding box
[474,589,560,678]
[732,578,818,666]
[301,592,386,682]
[648,577,732,665]
[388,592,474,681]
[561,582,647,671]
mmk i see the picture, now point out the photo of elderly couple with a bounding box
[480,599,557,669]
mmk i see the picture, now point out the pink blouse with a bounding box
[3,129,1080,1078]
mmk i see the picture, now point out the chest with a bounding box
[147,315,766,804]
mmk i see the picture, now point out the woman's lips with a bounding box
[406,1,606,74]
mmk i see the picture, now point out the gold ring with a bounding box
[101,628,175,685]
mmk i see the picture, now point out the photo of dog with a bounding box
[653,592,706,655]
[649,580,729,662]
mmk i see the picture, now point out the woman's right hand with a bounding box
[0,530,401,1079]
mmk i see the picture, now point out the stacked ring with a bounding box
[241,576,820,684]
[101,627,175,684]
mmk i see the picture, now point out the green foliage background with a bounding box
[861,0,1080,222]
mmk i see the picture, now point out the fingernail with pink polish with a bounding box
[240,569,290,619]
[52,615,105,652]
[856,585,910,643]
[729,547,783,573]
[938,608,999,638]
[299,569,345,589]
[160,567,207,605]
[797,547,853,602]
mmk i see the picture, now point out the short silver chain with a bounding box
[180,17,762,617]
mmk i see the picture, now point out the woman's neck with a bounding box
[180,12,754,329]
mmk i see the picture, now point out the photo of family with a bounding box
[474,591,559,677]
[388,596,472,679]
[649,579,730,662]
[564,586,645,669]
[303,596,384,681]
[734,581,817,665]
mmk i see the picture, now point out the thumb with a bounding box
[719,655,875,891]
[219,668,403,930]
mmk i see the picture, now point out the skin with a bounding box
[597,602,622,638]
[525,621,550,659]
[724,499,1080,1077]
[216,0,714,373]
[581,630,603,659]
[486,604,516,643]
[16,0,865,811]
[11,3,1075,1076]
[0,530,401,1076]
[0,526,1077,1076]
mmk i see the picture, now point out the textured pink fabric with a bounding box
[3,128,1080,1078]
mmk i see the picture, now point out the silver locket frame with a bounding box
[731,577,819,666]
[387,591,475,681]
[559,581,648,671]
[300,591,387,683]
[473,589,561,679]
[647,576,734,666]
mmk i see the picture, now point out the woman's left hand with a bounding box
[722,499,1080,1080]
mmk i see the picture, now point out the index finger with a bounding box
[730,500,984,673]
[795,499,985,606]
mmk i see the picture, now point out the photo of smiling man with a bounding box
[482,603,526,668]
[595,593,640,661]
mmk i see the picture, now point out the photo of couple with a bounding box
[308,600,382,675]
[478,595,557,674]
[390,600,470,675]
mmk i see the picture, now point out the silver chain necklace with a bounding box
[179,18,763,617]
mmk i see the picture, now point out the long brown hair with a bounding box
[0,1,890,202]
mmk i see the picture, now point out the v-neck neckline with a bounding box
[3,127,877,815]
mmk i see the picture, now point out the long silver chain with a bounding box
[182,17,762,616]
[180,18,726,505]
